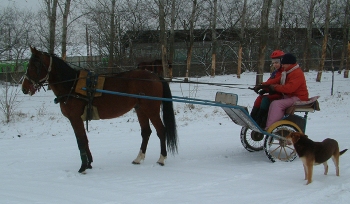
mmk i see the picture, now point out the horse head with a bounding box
[22,46,52,95]
[22,77,37,95]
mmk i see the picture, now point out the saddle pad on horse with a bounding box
[75,70,105,97]
[81,105,100,121]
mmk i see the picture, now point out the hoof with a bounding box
[133,150,145,164]
[79,170,87,174]
[156,154,166,166]
[78,164,88,173]
[157,161,165,166]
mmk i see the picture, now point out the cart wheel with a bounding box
[264,123,299,162]
[240,127,264,152]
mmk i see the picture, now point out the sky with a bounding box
[1,71,350,203]
[2,0,41,10]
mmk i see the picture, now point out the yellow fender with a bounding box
[266,120,303,134]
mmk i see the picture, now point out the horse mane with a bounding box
[37,51,78,89]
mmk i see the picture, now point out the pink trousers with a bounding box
[265,96,300,129]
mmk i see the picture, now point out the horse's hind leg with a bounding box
[132,110,152,164]
[148,115,167,166]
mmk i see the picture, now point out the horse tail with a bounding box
[161,78,178,154]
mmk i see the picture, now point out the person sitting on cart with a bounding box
[251,50,285,128]
[265,53,309,130]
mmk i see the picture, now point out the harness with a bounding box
[85,71,98,123]
[24,54,98,131]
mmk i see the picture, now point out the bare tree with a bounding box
[273,0,284,50]
[237,0,247,79]
[0,81,21,123]
[0,6,34,81]
[44,0,59,54]
[168,0,176,79]
[340,0,349,77]
[107,0,116,72]
[303,0,317,72]
[157,0,169,78]
[347,41,350,78]
[256,0,272,85]
[59,0,71,60]
[184,0,197,82]
[316,0,331,82]
[4,0,346,79]
[210,0,217,77]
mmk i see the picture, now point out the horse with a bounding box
[22,46,178,173]
[137,59,172,77]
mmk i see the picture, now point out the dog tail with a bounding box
[340,149,348,155]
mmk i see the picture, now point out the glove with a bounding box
[253,85,262,94]
[258,89,267,95]
[269,85,276,93]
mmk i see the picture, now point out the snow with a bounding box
[1,71,350,203]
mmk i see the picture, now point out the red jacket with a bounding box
[272,64,309,101]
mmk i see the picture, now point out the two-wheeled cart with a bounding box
[215,92,320,162]
[89,88,319,162]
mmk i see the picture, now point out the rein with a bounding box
[26,53,254,94]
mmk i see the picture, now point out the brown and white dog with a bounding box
[286,132,348,185]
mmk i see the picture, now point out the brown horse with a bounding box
[137,59,172,77]
[22,46,178,173]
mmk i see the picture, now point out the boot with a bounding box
[250,107,266,141]
[250,107,260,121]
[256,109,268,129]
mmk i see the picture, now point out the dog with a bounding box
[286,132,348,185]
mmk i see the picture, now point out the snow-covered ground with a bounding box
[1,71,349,203]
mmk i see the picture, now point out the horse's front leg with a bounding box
[69,118,93,173]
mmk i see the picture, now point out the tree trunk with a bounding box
[61,0,71,60]
[108,0,116,72]
[273,0,284,50]
[47,0,58,54]
[256,0,272,85]
[210,0,217,77]
[168,0,176,79]
[45,0,58,90]
[316,0,331,82]
[237,45,242,79]
[85,25,89,66]
[185,0,197,82]
[237,0,247,79]
[303,0,317,72]
[158,0,168,78]
[340,0,349,74]
[345,41,350,78]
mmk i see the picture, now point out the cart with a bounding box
[89,88,320,162]
[215,92,320,162]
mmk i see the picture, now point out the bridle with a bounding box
[24,54,52,91]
